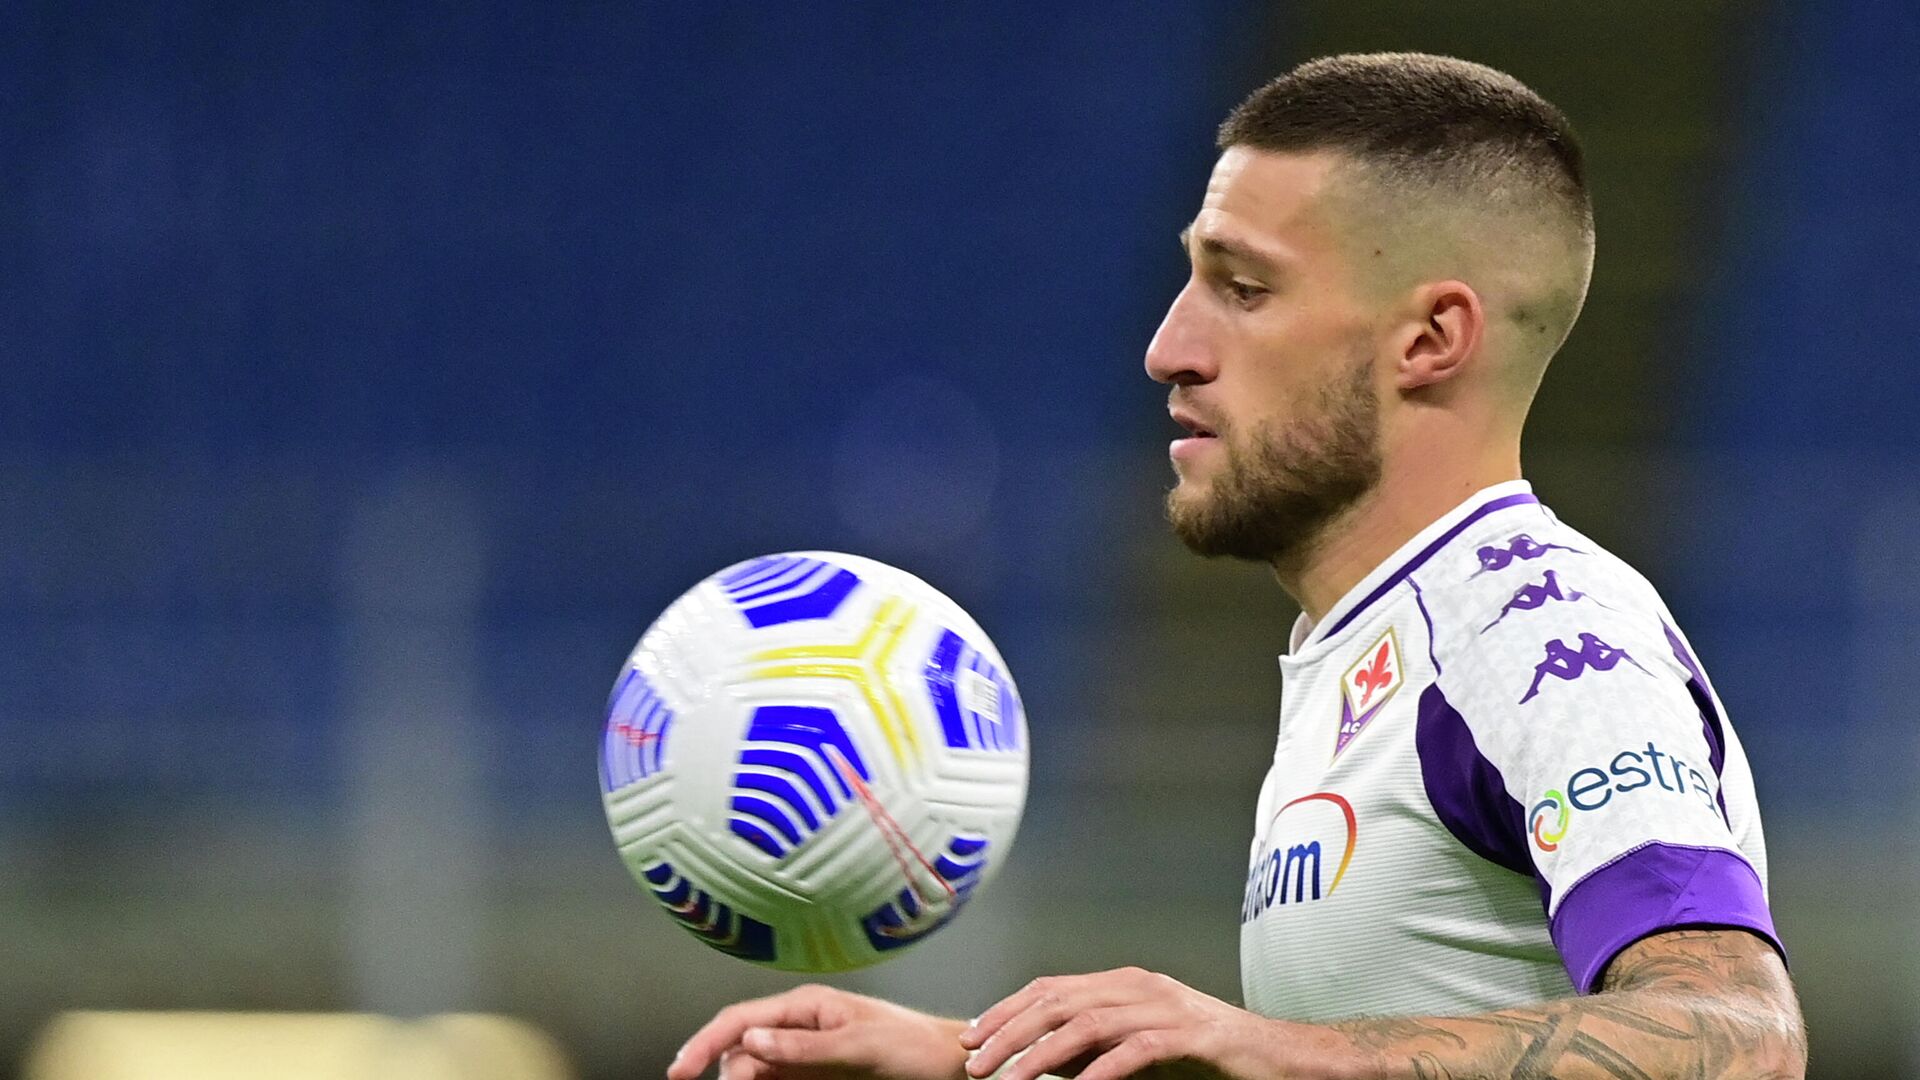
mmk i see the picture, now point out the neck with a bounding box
[1273,437,1522,624]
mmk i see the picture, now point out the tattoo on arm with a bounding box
[1328,928,1806,1079]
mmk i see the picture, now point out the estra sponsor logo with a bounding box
[1528,741,1719,852]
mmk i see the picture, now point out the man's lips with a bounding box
[1170,436,1218,464]
[1168,405,1218,439]
[1168,405,1220,464]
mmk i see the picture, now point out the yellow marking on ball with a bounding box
[869,602,919,760]
[820,932,854,971]
[746,597,923,766]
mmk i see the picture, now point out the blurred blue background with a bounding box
[2,3,1915,1078]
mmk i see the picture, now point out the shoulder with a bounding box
[1415,513,1694,735]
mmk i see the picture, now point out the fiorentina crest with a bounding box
[1335,628,1402,757]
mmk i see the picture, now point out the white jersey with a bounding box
[1239,481,1782,1021]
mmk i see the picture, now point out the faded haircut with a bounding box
[1219,53,1595,371]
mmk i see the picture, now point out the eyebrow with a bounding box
[1178,224,1286,271]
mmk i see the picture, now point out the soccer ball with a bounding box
[600,551,1029,972]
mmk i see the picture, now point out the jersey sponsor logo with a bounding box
[1480,569,1612,633]
[1519,632,1650,704]
[1241,792,1356,923]
[1335,629,1402,757]
[1527,740,1721,852]
[1470,532,1583,578]
[1528,790,1571,852]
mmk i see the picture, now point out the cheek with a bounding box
[1239,332,1361,431]
[1213,298,1362,437]
[1220,381,1298,449]
[1233,333,1317,418]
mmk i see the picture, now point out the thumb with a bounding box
[741,1026,847,1066]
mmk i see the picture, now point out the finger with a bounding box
[962,975,1079,1051]
[963,979,1055,1050]
[962,968,1153,1050]
[671,991,825,1080]
[965,974,1145,1077]
[961,987,1065,1075]
[741,1026,851,1067]
[719,1049,774,1080]
[1073,1031,1181,1080]
[994,1005,1167,1080]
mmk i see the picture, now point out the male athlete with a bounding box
[669,54,1806,1079]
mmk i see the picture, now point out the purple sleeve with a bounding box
[1549,841,1786,993]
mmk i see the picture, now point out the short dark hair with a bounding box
[1218,52,1591,240]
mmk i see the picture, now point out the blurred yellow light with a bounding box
[23,1011,573,1080]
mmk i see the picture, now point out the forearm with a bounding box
[960,935,1802,1080]
[1322,984,1805,1079]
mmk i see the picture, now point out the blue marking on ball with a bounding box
[643,860,778,962]
[860,834,990,951]
[602,668,673,793]
[728,705,872,858]
[721,555,862,628]
[924,630,1023,752]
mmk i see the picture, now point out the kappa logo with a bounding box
[1519,632,1651,704]
[1481,569,1612,633]
[1470,533,1583,578]
[1335,629,1401,757]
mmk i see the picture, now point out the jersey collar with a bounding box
[1287,480,1541,656]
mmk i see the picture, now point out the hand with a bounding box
[669,984,972,1080]
[958,967,1340,1080]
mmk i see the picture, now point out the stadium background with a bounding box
[3,2,1916,1077]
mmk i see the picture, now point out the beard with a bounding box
[1165,354,1382,564]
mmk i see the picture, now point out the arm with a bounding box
[960,928,1804,1080]
[1326,928,1805,1079]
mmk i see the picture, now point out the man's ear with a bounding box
[1394,280,1483,392]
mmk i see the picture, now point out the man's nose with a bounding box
[1144,280,1217,387]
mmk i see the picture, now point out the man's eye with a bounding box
[1225,279,1266,306]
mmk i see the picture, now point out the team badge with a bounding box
[1335,628,1401,757]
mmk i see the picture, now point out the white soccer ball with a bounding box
[600,551,1029,971]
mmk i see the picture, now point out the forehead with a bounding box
[1190,147,1348,262]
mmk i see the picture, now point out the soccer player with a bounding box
[668,53,1806,1080]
